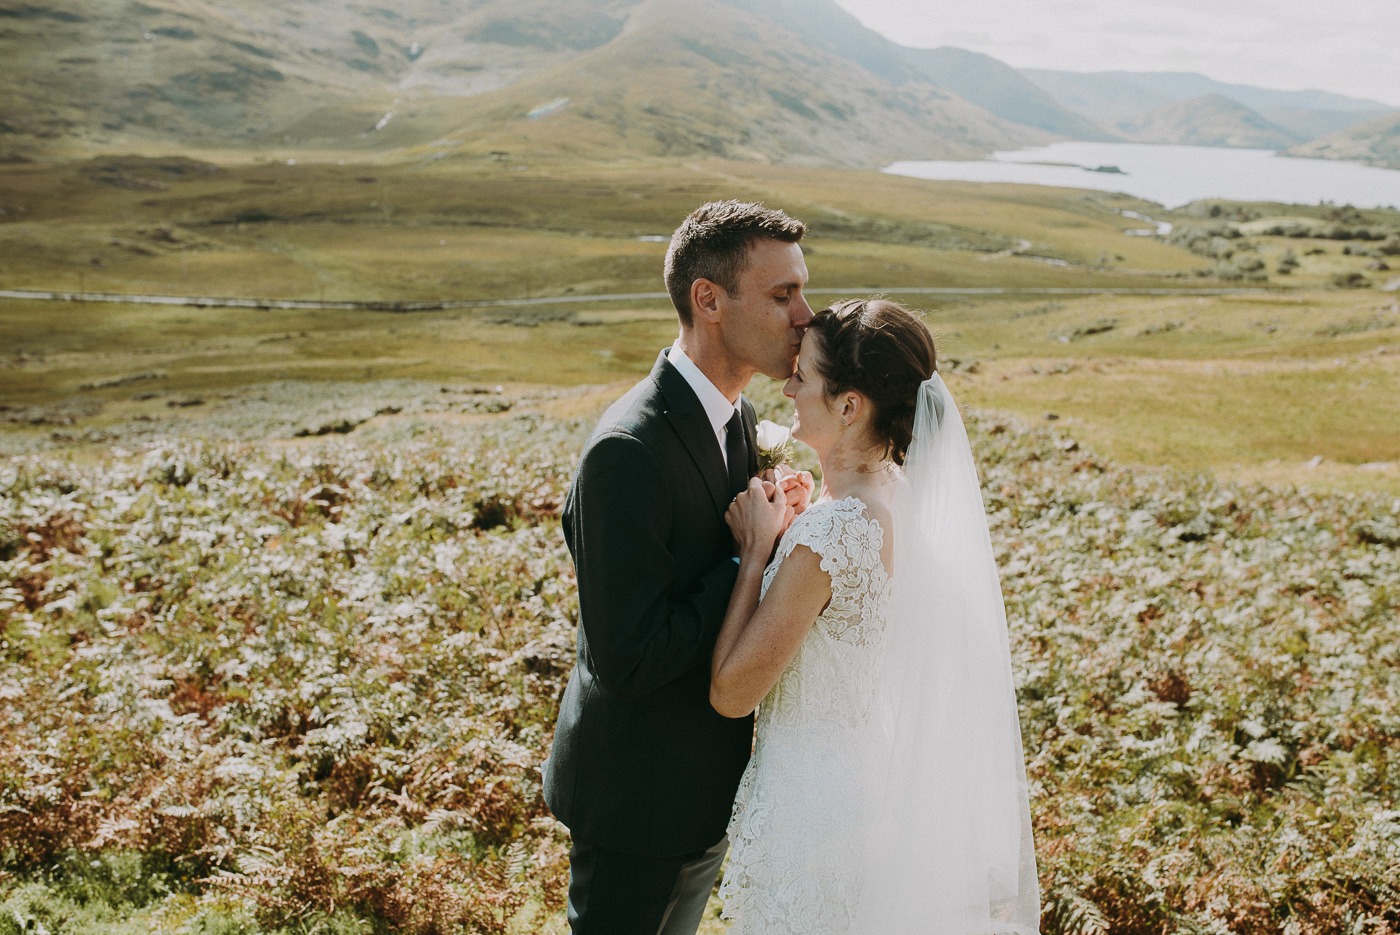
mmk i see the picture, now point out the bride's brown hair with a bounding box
[806,298,937,466]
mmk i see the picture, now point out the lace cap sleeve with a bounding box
[777,497,886,583]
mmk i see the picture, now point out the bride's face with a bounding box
[782,333,842,452]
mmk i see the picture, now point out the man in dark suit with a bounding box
[544,201,815,934]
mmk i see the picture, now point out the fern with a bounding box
[1043,886,1110,935]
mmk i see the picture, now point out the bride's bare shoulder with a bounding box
[838,491,895,571]
[842,485,894,527]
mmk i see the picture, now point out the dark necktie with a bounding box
[725,410,748,498]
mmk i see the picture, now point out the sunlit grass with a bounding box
[2,391,1394,932]
[2,155,1396,494]
[958,357,1400,494]
[4,286,1396,494]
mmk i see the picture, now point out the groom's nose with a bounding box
[791,294,814,328]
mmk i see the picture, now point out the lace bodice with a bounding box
[720,496,892,933]
[755,496,891,735]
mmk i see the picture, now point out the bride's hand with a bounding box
[764,466,815,520]
[726,477,792,562]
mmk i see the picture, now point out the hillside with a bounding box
[1077,71,1387,117]
[1,367,1395,931]
[1021,70,1178,125]
[0,0,1046,167]
[1288,110,1400,170]
[0,0,468,149]
[424,0,1048,167]
[1024,69,1393,149]
[4,1,1394,168]
[1261,106,1400,143]
[1117,94,1301,148]
[899,47,1113,140]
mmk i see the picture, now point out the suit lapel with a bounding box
[655,352,731,516]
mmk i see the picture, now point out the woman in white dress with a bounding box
[710,299,1040,934]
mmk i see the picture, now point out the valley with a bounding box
[1,154,1396,494]
[1,3,1398,931]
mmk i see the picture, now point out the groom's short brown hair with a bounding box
[664,201,806,326]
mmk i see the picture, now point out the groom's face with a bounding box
[718,238,813,381]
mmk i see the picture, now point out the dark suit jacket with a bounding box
[543,349,758,857]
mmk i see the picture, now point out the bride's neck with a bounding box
[818,451,894,502]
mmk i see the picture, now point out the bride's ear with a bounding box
[839,392,863,426]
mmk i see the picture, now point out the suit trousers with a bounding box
[566,834,728,935]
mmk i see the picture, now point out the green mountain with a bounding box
[1023,69,1393,149]
[1257,107,1396,143]
[1287,110,1400,170]
[11,1,1387,168]
[0,0,461,147]
[900,47,1113,140]
[1020,70,1177,125]
[0,0,1048,166]
[430,0,1051,167]
[1116,94,1302,149]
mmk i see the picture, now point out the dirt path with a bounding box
[0,285,1267,311]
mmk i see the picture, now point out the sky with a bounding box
[832,0,1400,108]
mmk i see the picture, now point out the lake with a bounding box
[885,142,1400,210]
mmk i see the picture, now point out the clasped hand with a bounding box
[768,465,815,511]
[725,467,812,561]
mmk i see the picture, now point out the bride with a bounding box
[710,299,1040,933]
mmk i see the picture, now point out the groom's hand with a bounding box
[726,477,791,562]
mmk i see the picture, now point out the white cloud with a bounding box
[833,0,1400,105]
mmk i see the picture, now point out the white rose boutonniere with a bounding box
[754,419,794,474]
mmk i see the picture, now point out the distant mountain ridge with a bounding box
[0,0,1048,165]
[1022,68,1396,163]
[901,47,1111,141]
[1028,70,1387,114]
[1288,110,1400,169]
[1,1,1397,169]
[1117,94,1301,149]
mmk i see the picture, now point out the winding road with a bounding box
[0,285,1266,312]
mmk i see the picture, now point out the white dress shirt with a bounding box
[667,345,742,471]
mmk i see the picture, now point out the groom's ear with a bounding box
[691,278,724,324]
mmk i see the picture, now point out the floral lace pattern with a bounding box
[719,497,891,933]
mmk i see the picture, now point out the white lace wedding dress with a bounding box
[718,495,891,934]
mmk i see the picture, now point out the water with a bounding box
[884,142,1400,210]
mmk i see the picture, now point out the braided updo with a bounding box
[806,298,937,466]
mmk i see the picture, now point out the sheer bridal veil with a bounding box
[853,374,1041,933]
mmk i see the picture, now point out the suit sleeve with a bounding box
[569,431,739,703]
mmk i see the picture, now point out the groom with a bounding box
[544,200,814,934]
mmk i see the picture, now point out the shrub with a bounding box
[1330,271,1371,288]
[2,395,1397,933]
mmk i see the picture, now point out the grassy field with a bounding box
[937,290,1400,493]
[1,385,1395,934]
[3,154,1398,493]
[2,153,1399,933]
[3,289,1395,493]
[0,156,1203,299]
